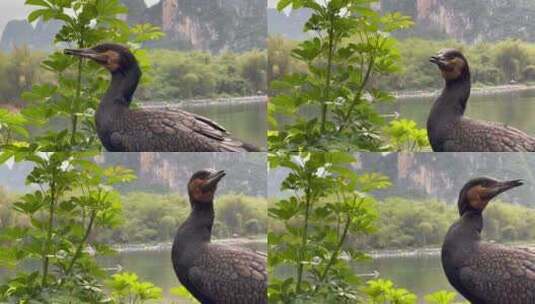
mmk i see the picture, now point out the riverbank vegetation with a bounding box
[0,189,267,246]
[268,196,535,251]
[269,36,535,93]
[0,47,267,106]
[362,198,535,250]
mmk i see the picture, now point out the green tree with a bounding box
[268,0,425,151]
[493,40,529,82]
[4,46,42,102]
[2,0,163,151]
[0,151,138,302]
[240,50,268,93]
[268,152,390,302]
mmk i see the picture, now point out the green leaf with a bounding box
[277,0,292,11]
[27,8,49,23]
[25,0,51,8]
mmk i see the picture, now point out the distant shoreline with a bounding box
[112,236,267,253]
[368,242,535,258]
[0,95,268,113]
[393,83,535,100]
[112,239,535,259]
[139,95,268,109]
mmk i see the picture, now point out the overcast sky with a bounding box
[0,0,161,34]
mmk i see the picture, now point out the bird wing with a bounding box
[447,118,535,152]
[109,108,253,152]
[458,243,535,303]
[187,244,267,304]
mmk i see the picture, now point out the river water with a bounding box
[103,249,460,303]
[0,242,464,303]
[356,254,461,302]
[0,239,266,304]
[178,97,267,148]
[381,89,535,134]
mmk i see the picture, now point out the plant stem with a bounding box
[318,213,351,285]
[70,31,84,147]
[70,56,83,147]
[42,176,56,287]
[320,12,336,132]
[65,210,97,276]
[296,175,313,293]
[338,55,375,134]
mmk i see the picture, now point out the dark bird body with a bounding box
[428,49,535,152]
[442,177,535,303]
[65,44,259,152]
[171,170,267,304]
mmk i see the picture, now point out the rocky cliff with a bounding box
[0,19,61,52]
[147,0,266,52]
[0,153,267,197]
[97,152,267,197]
[268,0,535,43]
[124,0,267,52]
[0,0,266,53]
[269,153,535,206]
[358,153,535,206]
[380,0,535,43]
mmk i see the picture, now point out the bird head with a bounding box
[187,169,226,204]
[64,43,137,74]
[457,177,523,216]
[430,49,470,82]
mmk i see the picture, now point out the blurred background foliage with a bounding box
[269,36,535,94]
[0,47,267,106]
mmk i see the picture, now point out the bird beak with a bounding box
[201,170,226,192]
[64,48,107,64]
[487,179,524,199]
[430,55,447,68]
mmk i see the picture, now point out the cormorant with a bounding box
[442,177,535,303]
[171,169,267,304]
[64,44,260,152]
[428,49,535,151]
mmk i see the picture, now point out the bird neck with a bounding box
[102,65,141,108]
[432,75,471,119]
[453,211,483,242]
[179,200,215,244]
[427,75,471,150]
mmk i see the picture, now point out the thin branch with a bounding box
[42,172,56,287]
[65,209,97,276]
[296,172,313,293]
[320,11,336,132]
